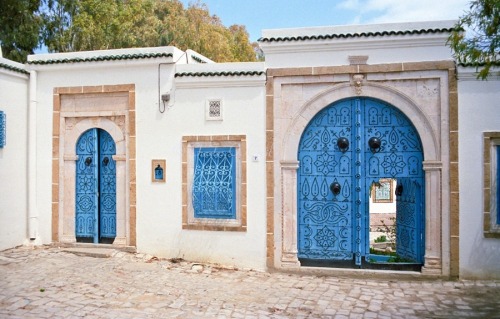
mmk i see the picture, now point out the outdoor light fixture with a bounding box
[368,137,381,153]
[337,137,349,152]
[330,181,341,196]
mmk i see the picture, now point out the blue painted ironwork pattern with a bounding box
[298,97,425,266]
[396,178,424,263]
[0,111,5,148]
[192,147,236,219]
[75,128,116,242]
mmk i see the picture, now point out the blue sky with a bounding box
[180,0,471,42]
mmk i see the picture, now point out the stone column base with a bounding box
[422,256,442,276]
[60,235,77,243]
[281,252,301,268]
[113,237,127,246]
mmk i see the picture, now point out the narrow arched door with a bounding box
[75,128,116,243]
[297,98,424,268]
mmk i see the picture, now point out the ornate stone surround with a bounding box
[265,61,458,277]
[52,84,136,246]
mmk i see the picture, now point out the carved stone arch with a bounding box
[59,116,129,246]
[282,82,439,163]
[65,117,126,158]
[53,85,135,247]
[279,82,444,275]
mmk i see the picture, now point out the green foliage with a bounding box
[387,255,414,263]
[0,0,43,62]
[374,235,387,243]
[39,0,257,62]
[376,216,396,247]
[369,247,395,256]
[448,0,500,79]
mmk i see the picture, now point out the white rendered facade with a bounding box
[0,20,498,278]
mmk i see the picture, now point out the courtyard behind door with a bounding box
[75,128,117,243]
[297,98,424,268]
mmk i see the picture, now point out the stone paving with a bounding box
[1,246,500,318]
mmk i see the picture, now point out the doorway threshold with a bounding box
[278,266,435,280]
[54,242,136,253]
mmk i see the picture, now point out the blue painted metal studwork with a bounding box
[192,147,236,219]
[75,129,116,243]
[0,111,5,148]
[298,98,424,266]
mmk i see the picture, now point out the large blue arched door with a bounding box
[297,98,424,267]
[75,128,116,243]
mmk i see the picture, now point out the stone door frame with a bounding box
[52,85,136,246]
[266,64,457,277]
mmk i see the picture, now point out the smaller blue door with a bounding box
[395,178,424,263]
[75,128,116,243]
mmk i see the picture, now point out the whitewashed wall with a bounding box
[0,59,29,250]
[29,49,268,270]
[260,21,455,68]
[458,67,500,279]
[141,62,267,270]
[29,47,185,246]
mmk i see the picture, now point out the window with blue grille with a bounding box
[192,147,236,219]
[497,145,500,225]
[0,111,5,148]
[483,133,500,237]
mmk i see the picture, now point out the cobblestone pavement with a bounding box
[1,246,500,319]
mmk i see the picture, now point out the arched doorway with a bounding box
[297,97,424,268]
[75,128,116,244]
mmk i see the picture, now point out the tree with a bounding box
[41,0,158,52]
[449,0,499,79]
[40,0,257,62]
[0,0,43,62]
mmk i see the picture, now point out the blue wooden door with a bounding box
[76,128,116,243]
[298,98,424,266]
[395,178,424,263]
[298,99,355,263]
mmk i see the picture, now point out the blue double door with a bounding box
[298,98,424,267]
[75,128,116,243]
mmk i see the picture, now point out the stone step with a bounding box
[62,247,117,258]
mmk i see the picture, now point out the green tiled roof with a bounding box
[28,52,173,65]
[258,27,455,43]
[175,71,265,78]
[0,62,29,75]
[458,61,500,67]
[191,55,207,63]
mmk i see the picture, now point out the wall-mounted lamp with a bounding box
[159,92,171,113]
[368,137,381,153]
[337,137,349,153]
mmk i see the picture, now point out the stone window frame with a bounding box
[484,132,500,238]
[182,135,247,231]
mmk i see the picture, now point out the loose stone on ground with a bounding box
[0,246,499,318]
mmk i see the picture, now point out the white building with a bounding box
[0,20,498,279]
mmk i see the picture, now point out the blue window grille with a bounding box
[497,146,500,225]
[192,147,236,219]
[0,111,5,148]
